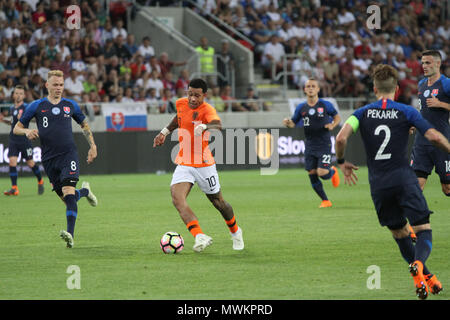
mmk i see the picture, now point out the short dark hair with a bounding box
[189,78,208,93]
[421,50,442,60]
[372,64,398,94]
[13,85,25,94]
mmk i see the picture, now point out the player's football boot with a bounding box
[38,180,45,195]
[193,233,213,252]
[331,166,340,188]
[230,227,244,250]
[319,200,332,208]
[4,186,19,196]
[82,181,98,207]
[60,230,74,248]
[425,274,443,295]
[409,225,417,243]
[409,260,429,300]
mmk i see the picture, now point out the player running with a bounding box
[336,64,450,299]
[411,50,450,196]
[13,70,98,248]
[0,85,44,196]
[283,79,341,208]
[153,78,244,252]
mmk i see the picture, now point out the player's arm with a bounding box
[424,128,450,153]
[13,121,39,139]
[153,115,178,147]
[194,119,222,136]
[426,96,450,111]
[325,113,341,131]
[335,119,359,185]
[80,119,97,164]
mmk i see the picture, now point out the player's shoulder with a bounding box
[26,98,46,111]
[176,97,189,109]
[61,97,80,107]
[418,77,427,87]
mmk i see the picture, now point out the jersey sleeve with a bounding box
[71,100,86,124]
[442,77,450,96]
[204,105,220,123]
[324,101,338,116]
[405,106,433,135]
[346,107,366,133]
[19,100,39,127]
[291,104,303,125]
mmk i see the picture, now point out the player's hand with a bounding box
[338,161,359,186]
[324,123,334,131]
[194,124,207,136]
[153,132,166,147]
[426,96,442,108]
[283,118,293,128]
[87,145,97,164]
[26,129,39,140]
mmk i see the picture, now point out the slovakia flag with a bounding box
[103,103,148,132]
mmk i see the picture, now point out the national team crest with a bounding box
[111,112,125,131]
[317,107,324,114]
[432,89,439,96]
[63,106,71,114]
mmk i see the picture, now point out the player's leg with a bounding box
[305,152,330,207]
[403,183,441,296]
[4,155,19,195]
[77,181,97,206]
[317,151,340,188]
[433,149,450,196]
[24,143,45,195]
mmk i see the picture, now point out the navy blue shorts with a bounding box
[411,144,450,184]
[8,140,34,161]
[304,146,332,171]
[42,151,80,192]
[370,183,430,228]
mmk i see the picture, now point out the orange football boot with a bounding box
[331,166,340,188]
[409,260,429,300]
[425,274,443,295]
[319,200,332,208]
[4,186,19,196]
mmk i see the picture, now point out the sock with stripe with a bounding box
[186,220,203,238]
[225,215,239,234]
[9,166,18,187]
[394,234,432,275]
[75,188,89,202]
[64,194,78,237]
[319,168,335,180]
[309,174,328,201]
[415,229,432,266]
[31,165,42,182]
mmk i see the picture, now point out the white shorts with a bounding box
[171,164,221,194]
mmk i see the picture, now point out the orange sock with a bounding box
[226,216,239,234]
[186,220,203,238]
[38,179,44,185]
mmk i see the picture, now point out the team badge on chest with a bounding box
[52,107,60,115]
[308,108,316,116]
[63,106,71,114]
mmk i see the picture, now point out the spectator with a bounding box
[221,84,246,112]
[137,36,155,60]
[195,36,216,86]
[83,73,98,94]
[124,34,138,57]
[216,40,235,88]
[241,87,266,111]
[261,34,285,78]
[207,86,226,112]
[64,69,84,101]
[175,69,190,92]
[112,19,127,39]
[160,88,176,113]
[158,52,187,79]
[122,87,135,103]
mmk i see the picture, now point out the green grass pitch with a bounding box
[0,168,448,300]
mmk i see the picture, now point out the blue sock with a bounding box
[394,236,415,264]
[309,174,328,201]
[31,165,42,181]
[320,168,335,180]
[75,188,89,202]
[415,229,432,265]
[9,166,18,186]
[64,194,78,237]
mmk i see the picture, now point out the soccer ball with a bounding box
[160,231,184,254]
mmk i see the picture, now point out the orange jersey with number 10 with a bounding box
[175,98,220,167]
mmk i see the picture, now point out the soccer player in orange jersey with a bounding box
[153,78,244,252]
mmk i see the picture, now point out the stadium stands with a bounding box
[0,0,448,118]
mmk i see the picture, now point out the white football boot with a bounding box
[193,233,213,252]
[82,181,98,207]
[60,230,74,248]
[231,227,244,250]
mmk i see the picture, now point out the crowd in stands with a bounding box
[190,0,449,104]
[0,0,449,117]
